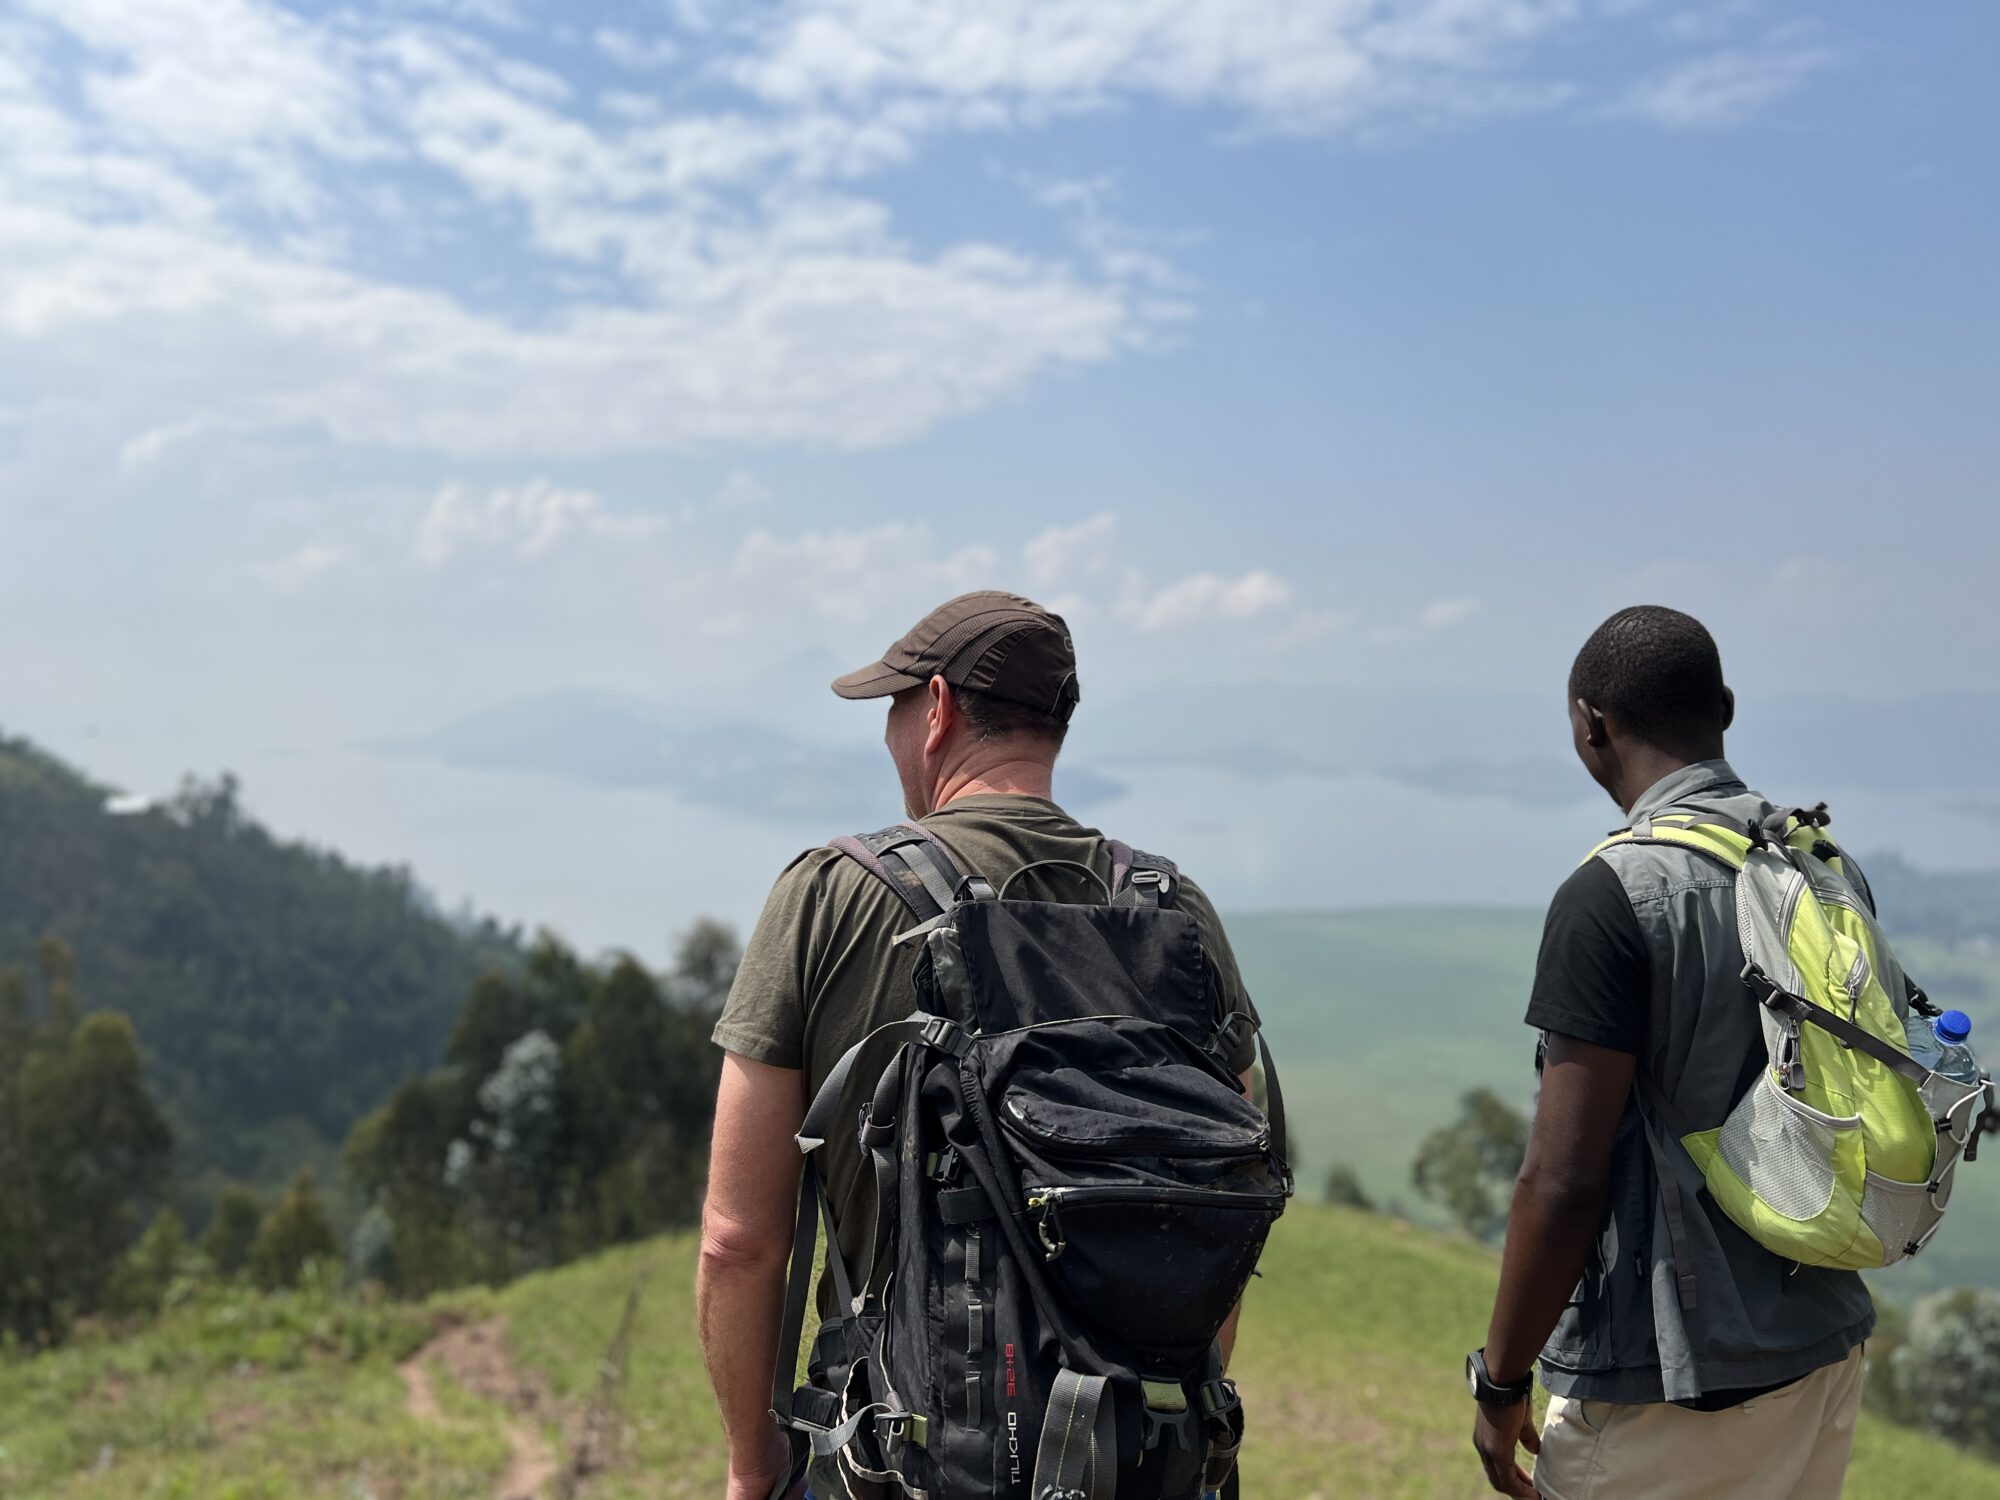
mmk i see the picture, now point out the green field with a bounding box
[1230,908,2000,1301]
[4,1207,1993,1498]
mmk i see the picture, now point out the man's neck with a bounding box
[931,757,1055,813]
[1616,742,1724,816]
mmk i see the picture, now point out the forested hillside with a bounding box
[0,734,519,1204]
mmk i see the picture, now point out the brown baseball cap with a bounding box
[831,590,1081,722]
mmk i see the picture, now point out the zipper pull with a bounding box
[1030,1191,1067,1260]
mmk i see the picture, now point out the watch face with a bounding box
[1466,1354,1482,1398]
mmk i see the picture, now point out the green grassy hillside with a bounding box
[4,1207,1992,1498]
[1230,909,2000,1300]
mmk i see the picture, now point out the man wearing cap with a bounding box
[696,591,1265,1500]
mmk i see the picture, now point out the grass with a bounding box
[2,1208,1994,1496]
[0,1268,505,1498]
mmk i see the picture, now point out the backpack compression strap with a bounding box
[1032,1369,1117,1500]
[1108,840,1293,1176]
[829,822,981,921]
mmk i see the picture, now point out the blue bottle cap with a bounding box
[1935,1010,1972,1046]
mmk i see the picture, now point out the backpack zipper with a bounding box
[1024,1184,1288,1260]
[1003,1100,1270,1160]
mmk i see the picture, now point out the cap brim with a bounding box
[830,662,928,700]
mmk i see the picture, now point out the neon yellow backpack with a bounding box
[1596,802,1994,1272]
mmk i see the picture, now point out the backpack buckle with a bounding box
[1213,1011,1255,1065]
[919,1015,969,1057]
[1140,1380,1196,1453]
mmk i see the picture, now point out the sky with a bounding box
[2,0,1996,961]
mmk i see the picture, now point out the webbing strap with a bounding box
[1747,970,1932,1087]
[887,839,961,913]
[799,1014,958,1153]
[1258,1033,1288,1174]
[771,1162,850,1427]
[1635,1077,1701,1314]
[862,1060,902,1296]
[1031,1370,1116,1500]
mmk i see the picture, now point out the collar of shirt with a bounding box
[1626,758,1749,823]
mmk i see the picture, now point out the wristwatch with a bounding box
[1466,1348,1534,1407]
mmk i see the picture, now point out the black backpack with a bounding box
[770,822,1292,1500]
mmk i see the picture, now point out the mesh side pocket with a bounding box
[1922,1073,1989,1150]
[1859,1171,1933,1264]
[1716,1073,1851,1223]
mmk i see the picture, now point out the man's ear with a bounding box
[925,675,953,755]
[1719,685,1736,734]
[1574,698,1610,748]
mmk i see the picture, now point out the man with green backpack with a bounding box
[1468,605,1992,1498]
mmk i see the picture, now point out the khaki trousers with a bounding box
[1534,1346,1865,1500]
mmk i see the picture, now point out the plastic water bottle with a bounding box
[1905,1009,1980,1084]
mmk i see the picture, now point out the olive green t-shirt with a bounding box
[711,794,1263,1309]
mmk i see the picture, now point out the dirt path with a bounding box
[398,1317,560,1500]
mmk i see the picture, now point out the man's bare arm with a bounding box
[698,1053,807,1500]
[1472,1034,1635,1497]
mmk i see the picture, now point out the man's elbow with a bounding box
[1514,1155,1610,1223]
[698,1205,791,1278]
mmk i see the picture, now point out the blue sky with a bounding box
[2,0,1995,957]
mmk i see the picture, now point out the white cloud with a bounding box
[1420,597,1479,629]
[732,523,1000,624]
[1124,569,1293,631]
[0,0,1839,476]
[1621,33,1829,130]
[1024,511,1120,590]
[249,541,349,591]
[414,479,655,564]
[594,27,680,71]
[20,0,376,214]
[0,5,1141,459]
[707,471,773,515]
[729,0,1614,131]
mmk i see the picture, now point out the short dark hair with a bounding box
[954,685,1069,750]
[1569,605,1728,747]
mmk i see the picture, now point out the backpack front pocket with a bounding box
[1686,1069,1872,1268]
[1021,1182,1284,1360]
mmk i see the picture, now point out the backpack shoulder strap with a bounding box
[1587,811,1752,873]
[828,821,973,921]
[1107,838,1180,909]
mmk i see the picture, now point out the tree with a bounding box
[201,1184,263,1277]
[108,1207,186,1318]
[343,930,732,1296]
[1323,1163,1375,1211]
[18,1010,174,1334]
[671,918,741,1012]
[249,1170,340,1291]
[1885,1288,2000,1453]
[1411,1088,1528,1241]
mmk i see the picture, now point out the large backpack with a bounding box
[1595,801,1996,1278]
[769,823,1292,1500]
